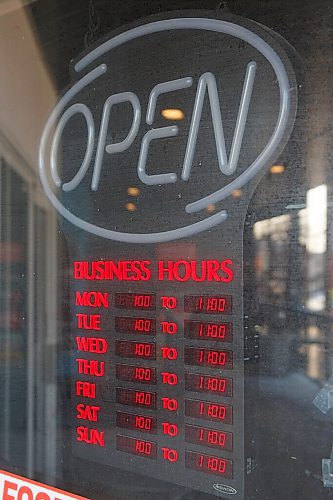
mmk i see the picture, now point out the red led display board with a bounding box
[71,268,240,495]
[71,275,240,495]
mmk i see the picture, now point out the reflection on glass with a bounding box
[125,202,137,212]
[206,204,216,213]
[127,187,140,196]
[252,185,330,382]
[306,184,327,255]
[270,164,285,174]
[161,108,184,120]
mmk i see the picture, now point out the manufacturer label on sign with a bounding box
[0,469,88,500]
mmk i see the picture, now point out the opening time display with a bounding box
[72,248,237,500]
[72,258,239,495]
[72,250,238,500]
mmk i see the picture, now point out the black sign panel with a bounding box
[39,11,296,498]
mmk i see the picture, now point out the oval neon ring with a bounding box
[39,17,292,243]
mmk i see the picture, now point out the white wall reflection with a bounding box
[306,184,327,255]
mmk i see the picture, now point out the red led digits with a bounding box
[185,399,233,424]
[184,320,232,342]
[134,367,155,383]
[115,293,156,310]
[115,316,156,335]
[185,373,233,396]
[115,316,154,334]
[184,295,232,314]
[116,388,157,409]
[116,364,156,384]
[185,424,233,451]
[116,411,157,434]
[185,451,233,479]
[134,318,154,332]
[115,340,156,360]
[116,435,157,459]
[134,415,156,433]
[134,343,154,358]
[184,347,233,369]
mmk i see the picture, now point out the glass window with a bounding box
[0,1,332,499]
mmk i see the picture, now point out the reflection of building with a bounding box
[251,183,331,382]
[254,214,292,304]
[0,0,58,482]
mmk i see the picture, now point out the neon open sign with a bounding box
[39,17,294,243]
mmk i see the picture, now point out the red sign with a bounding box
[0,469,88,500]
